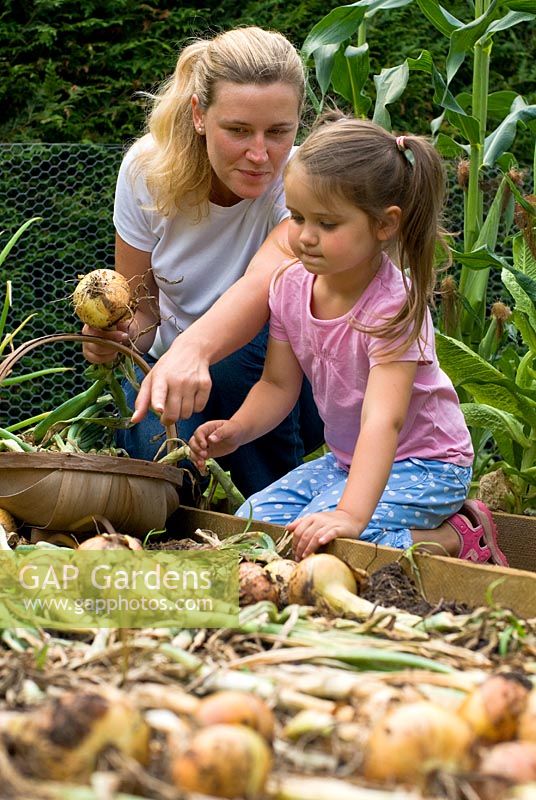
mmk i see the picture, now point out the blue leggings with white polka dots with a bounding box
[235,452,472,550]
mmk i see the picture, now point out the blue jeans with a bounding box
[235,452,472,550]
[117,324,324,497]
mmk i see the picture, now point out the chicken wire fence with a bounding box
[0,142,510,426]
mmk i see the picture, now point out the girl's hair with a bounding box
[131,27,305,217]
[288,112,450,352]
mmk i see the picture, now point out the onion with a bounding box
[479,741,536,783]
[78,533,143,551]
[363,700,475,784]
[264,558,297,607]
[73,268,132,330]
[194,691,275,741]
[0,508,17,533]
[457,673,531,742]
[519,690,536,743]
[171,723,272,798]
[239,561,279,606]
[288,554,420,630]
[3,686,150,782]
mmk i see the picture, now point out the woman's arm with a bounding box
[82,234,160,362]
[290,360,417,559]
[188,336,303,468]
[132,220,291,425]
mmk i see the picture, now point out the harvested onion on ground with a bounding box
[239,561,279,606]
[194,690,275,741]
[479,741,536,784]
[363,700,475,784]
[264,558,297,607]
[78,533,143,551]
[171,723,272,798]
[2,686,150,782]
[458,673,531,742]
[73,268,132,330]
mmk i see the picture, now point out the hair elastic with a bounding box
[396,135,407,151]
[395,134,415,166]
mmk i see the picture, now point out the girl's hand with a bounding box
[288,510,360,560]
[81,322,131,363]
[188,419,244,470]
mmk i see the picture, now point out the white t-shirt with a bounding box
[113,137,292,358]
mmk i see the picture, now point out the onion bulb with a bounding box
[264,558,296,607]
[288,554,420,630]
[519,691,536,743]
[363,700,475,784]
[479,741,536,784]
[0,508,17,533]
[457,673,531,743]
[73,268,131,330]
[171,723,272,798]
[2,686,150,782]
[239,561,279,606]
[78,533,143,551]
[193,691,275,741]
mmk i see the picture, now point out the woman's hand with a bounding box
[288,509,360,561]
[132,338,213,426]
[188,419,244,470]
[81,322,131,363]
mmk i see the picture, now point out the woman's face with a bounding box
[192,81,300,206]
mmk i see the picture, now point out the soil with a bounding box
[362,561,473,616]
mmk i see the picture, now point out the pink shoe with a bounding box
[445,499,509,566]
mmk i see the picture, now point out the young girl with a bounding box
[188,114,508,566]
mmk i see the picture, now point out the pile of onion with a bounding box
[73,268,132,330]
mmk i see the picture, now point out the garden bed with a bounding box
[172,506,536,619]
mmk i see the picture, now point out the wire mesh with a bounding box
[0,142,516,426]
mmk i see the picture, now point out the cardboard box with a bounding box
[171,506,536,619]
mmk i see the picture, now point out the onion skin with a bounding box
[239,561,279,606]
[78,533,143,551]
[458,673,531,743]
[264,558,296,608]
[73,268,131,330]
[0,508,17,533]
[3,687,150,782]
[479,741,536,784]
[193,691,275,741]
[519,691,536,743]
[363,701,475,784]
[171,723,272,798]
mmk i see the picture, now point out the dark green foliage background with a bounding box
[0,1,534,424]
[1,1,534,147]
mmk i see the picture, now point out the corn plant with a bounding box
[302,0,536,349]
[436,194,536,512]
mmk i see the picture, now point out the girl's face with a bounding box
[192,81,300,207]
[285,162,397,286]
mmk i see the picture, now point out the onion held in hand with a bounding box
[172,723,272,798]
[73,268,131,330]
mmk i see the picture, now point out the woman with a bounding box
[83,26,323,496]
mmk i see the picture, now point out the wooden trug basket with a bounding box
[0,334,184,536]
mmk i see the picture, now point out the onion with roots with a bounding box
[363,700,475,784]
[171,723,272,798]
[193,691,275,742]
[457,673,532,743]
[73,268,132,330]
[2,686,150,782]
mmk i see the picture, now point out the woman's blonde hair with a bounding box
[287,112,450,354]
[131,27,305,217]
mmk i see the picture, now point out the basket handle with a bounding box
[0,333,178,443]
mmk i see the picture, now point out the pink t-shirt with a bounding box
[269,256,474,469]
